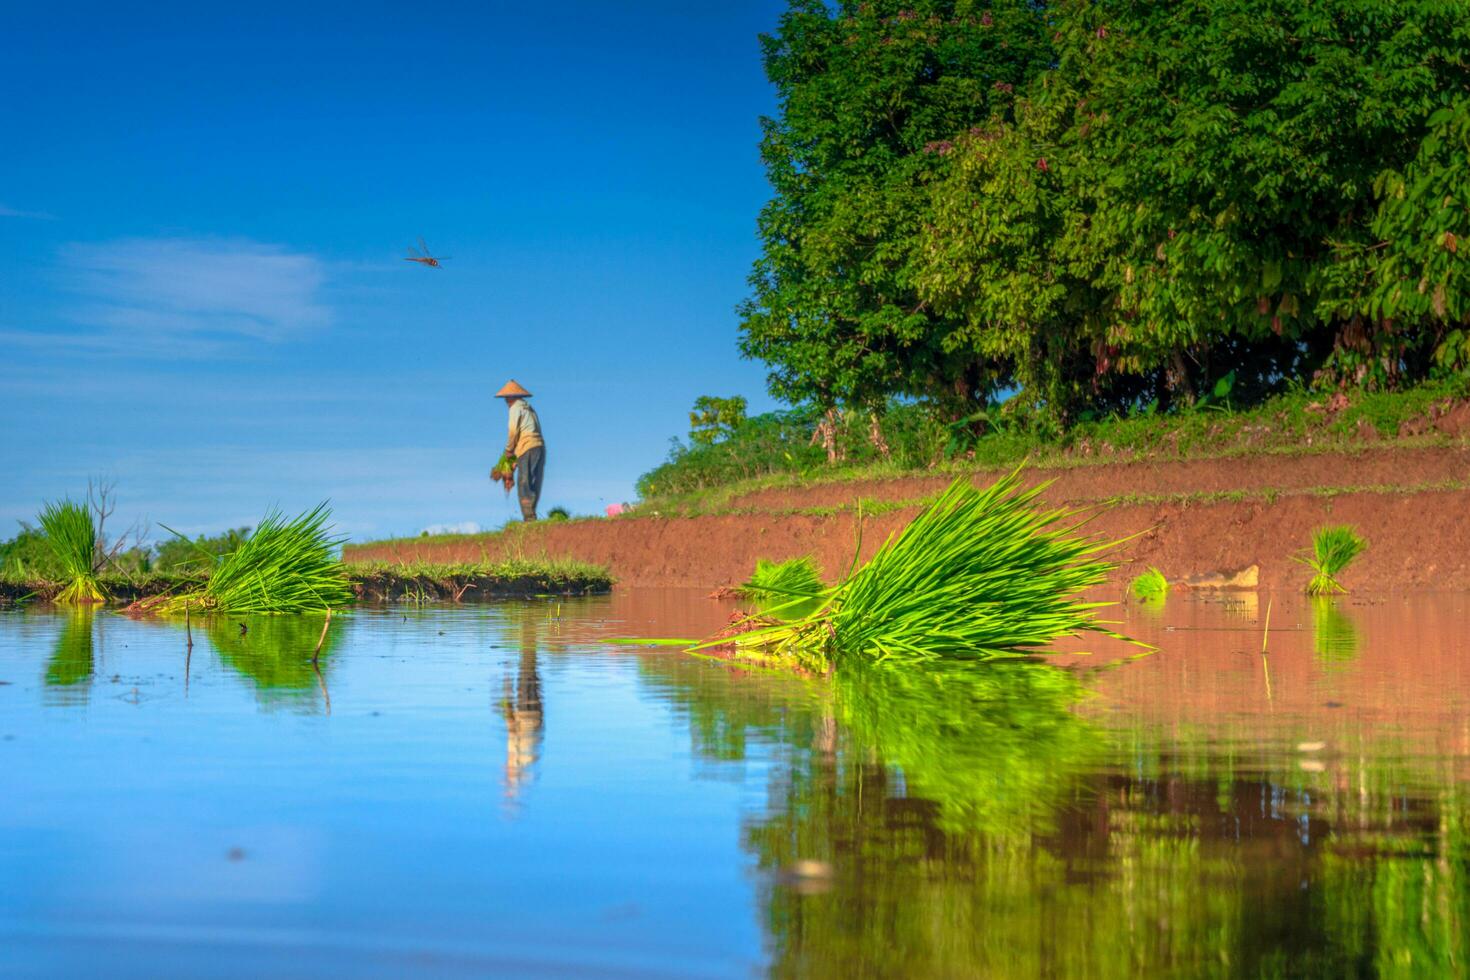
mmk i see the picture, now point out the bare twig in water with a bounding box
[183,600,194,696]
[312,608,332,663]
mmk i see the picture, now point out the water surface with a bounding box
[2,590,1467,977]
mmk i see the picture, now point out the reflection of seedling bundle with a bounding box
[1311,597,1360,664]
[490,452,516,493]
[154,503,353,614]
[719,471,1128,668]
[207,614,342,696]
[1296,525,1367,596]
[46,610,96,688]
[38,499,107,604]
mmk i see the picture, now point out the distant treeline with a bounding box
[0,524,247,581]
[740,0,1470,432]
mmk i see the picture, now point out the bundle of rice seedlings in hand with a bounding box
[719,471,1128,668]
[38,499,107,604]
[159,502,353,614]
[739,556,825,620]
[1295,525,1367,596]
[1129,567,1169,602]
[490,452,516,492]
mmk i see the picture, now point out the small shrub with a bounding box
[547,506,571,521]
[152,527,250,573]
[0,524,62,580]
[1295,525,1367,596]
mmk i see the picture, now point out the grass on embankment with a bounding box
[632,378,1470,517]
[349,557,612,602]
[0,557,612,606]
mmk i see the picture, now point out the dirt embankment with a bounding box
[345,444,1470,593]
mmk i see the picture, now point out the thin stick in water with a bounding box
[312,608,332,663]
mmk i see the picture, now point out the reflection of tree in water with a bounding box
[206,614,339,710]
[1312,597,1360,665]
[45,609,97,704]
[499,611,544,801]
[639,653,1470,976]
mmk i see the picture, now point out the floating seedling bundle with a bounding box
[739,556,825,620]
[1296,525,1367,596]
[38,499,107,604]
[152,502,353,614]
[716,471,1127,669]
[1129,566,1169,602]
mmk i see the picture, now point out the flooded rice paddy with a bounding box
[2,590,1468,977]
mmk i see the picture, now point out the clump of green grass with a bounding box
[715,471,1128,668]
[1129,567,1169,602]
[37,500,107,604]
[547,506,571,521]
[739,556,825,620]
[159,503,353,614]
[1295,525,1367,596]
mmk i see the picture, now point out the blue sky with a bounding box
[1,1,787,541]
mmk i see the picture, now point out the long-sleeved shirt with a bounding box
[505,400,545,458]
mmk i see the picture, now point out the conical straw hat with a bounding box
[495,379,532,398]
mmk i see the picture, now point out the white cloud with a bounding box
[420,521,484,536]
[54,237,331,347]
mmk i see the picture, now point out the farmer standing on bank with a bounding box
[497,380,545,521]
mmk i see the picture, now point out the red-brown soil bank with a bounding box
[345,444,1470,593]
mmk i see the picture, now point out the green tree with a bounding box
[919,0,1470,424]
[739,0,1054,423]
[687,395,748,447]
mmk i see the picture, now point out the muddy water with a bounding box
[1,591,1466,977]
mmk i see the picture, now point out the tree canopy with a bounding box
[742,0,1470,428]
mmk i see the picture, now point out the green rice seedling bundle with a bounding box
[37,499,107,604]
[739,556,825,620]
[490,452,516,492]
[160,502,353,614]
[716,471,1127,667]
[1295,525,1367,596]
[1129,567,1169,602]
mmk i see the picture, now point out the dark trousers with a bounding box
[516,446,545,521]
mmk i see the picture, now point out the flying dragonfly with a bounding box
[404,238,450,268]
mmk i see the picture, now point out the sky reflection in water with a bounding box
[1,590,1467,977]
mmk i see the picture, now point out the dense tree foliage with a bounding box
[739,0,1054,417]
[743,0,1470,428]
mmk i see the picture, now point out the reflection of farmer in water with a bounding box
[500,646,544,800]
[497,379,545,522]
